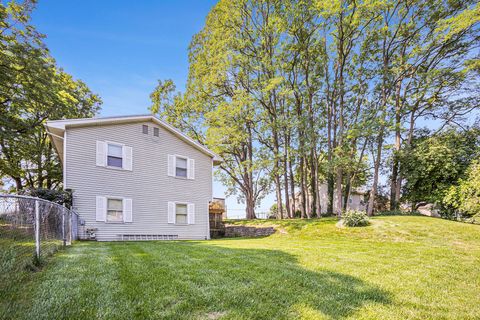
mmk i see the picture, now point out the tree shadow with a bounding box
[18,241,392,319]
[113,241,391,319]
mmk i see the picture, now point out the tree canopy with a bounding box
[0,0,101,191]
[151,0,480,218]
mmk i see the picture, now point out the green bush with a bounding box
[342,210,370,227]
[443,160,480,218]
[20,188,73,208]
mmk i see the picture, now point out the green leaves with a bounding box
[400,128,480,206]
[435,2,480,41]
[149,0,479,218]
[0,0,101,190]
[444,159,480,218]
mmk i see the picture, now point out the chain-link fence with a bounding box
[0,194,78,272]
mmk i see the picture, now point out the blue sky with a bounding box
[31,0,272,217]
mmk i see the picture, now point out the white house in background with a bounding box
[293,184,367,214]
[45,115,221,241]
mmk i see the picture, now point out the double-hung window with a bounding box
[168,202,194,224]
[96,141,132,170]
[107,198,123,222]
[96,196,132,223]
[168,154,194,179]
[107,143,123,168]
[175,203,188,224]
[175,157,188,178]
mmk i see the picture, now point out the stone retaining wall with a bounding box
[224,225,276,238]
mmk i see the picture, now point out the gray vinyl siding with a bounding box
[65,121,213,241]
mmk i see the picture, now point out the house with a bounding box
[45,115,221,241]
[292,184,367,215]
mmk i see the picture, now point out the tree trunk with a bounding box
[288,147,296,217]
[246,191,256,219]
[245,125,256,219]
[367,130,384,216]
[327,174,334,214]
[299,154,306,218]
[14,177,23,191]
[390,80,402,210]
[336,171,343,218]
[283,154,291,219]
[343,173,351,211]
[314,151,322,217]
[274,174,283,219]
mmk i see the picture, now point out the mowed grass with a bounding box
[2,216,479,319]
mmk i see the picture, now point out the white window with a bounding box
[107,143,123,168]
[96,141,132,171]
[175,203,187,224]
[96,196,133,223]
[168,155,195,179]
[168,201,195,224]
[107,198,123,222]
[176,157,188,178]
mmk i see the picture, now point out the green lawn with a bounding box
[1,216,479,319]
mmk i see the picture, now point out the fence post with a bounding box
[35,199,40,260]
[62,206,66,247]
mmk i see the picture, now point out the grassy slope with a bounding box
[2,216,479,320]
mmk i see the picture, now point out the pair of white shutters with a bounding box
[167,155,195,179]
[96,196,133,222]
[96,141,133,171]
[167,202,195,224]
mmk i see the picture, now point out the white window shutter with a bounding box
[96,196,106,222]
[96,141,106,167]
[168,201,175,224]
[188,158,195,180]
[123,198,133,222]
[123,146,133,171]
[187,203,195,224]
[168,155,175,177]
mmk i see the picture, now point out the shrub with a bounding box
[342,210,370,227]
[20,188,73,208]
[443,160,480,218]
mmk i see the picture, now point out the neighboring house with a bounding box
[292,184,367,215]
[46,115,221,241]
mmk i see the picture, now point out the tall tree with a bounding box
[0,0,101,191]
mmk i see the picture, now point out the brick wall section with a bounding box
[224,225,276,237]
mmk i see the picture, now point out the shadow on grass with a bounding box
[16,241,392,319]
[171,242,391,319]
[227,217,337,232]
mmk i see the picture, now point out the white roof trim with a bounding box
[45,115,222,164]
